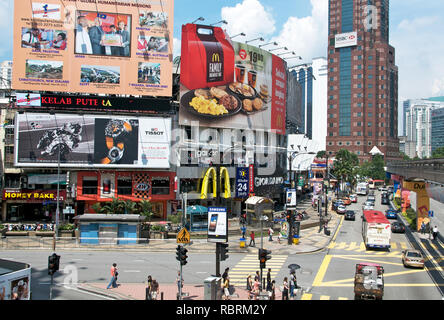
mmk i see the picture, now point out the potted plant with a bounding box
[138,200,153,239]
[59,223,75,237]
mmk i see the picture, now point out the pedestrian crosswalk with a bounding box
[301,293,349,300]
[327,241,412,255]
[228,254,288,287]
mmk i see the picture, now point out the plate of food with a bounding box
[227,82,257,99]
[240,97,268,115]
[180,86,242,120]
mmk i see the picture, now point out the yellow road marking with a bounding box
[338,297,349,300]
[391,242,397,249]
[320,295,330,300]
[400,242,408,249]
[345,242,359,251]
[312,255,332,286]
[301,293,312,300]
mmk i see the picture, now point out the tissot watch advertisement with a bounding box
[207,207,227,243]
[15,112,171,168]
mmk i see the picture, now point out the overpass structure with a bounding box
[386,159,444,231]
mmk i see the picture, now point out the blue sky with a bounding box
[1,0,444,107]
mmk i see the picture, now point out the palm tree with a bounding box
[122,200,137,215]
[138,199,153,222]
[101,198,125,215]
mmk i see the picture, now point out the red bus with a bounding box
[368,179,384,190]
[362,210,391,249]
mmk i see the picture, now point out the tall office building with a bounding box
[326,0,399,162]
[290,57,328,151]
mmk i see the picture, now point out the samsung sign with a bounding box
[335,31,358,48]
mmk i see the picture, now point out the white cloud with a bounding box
[221,0,275,39]
[391,15,444,99]
[269,0,328,64]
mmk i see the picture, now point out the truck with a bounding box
[0,259,32,300]
[354,263,384,300]
[362,210,391,250]
[356,182,369,196]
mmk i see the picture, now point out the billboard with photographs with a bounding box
[179,24,287,134]
[12,0,174,96]
[15,112,171,168]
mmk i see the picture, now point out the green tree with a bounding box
[316,150,327,159]
[332,149,359,191]
[432,146,444,159]
[100,198,125,215]
[122,199,137,215]
[138,199,154,222]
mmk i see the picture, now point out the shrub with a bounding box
[151,225,165,232]
[59,223,75,231]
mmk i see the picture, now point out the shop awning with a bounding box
[186,205,208,214]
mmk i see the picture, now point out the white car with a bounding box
[363,204,375,211]
[337,205,347,214]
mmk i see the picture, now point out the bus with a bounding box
[362,210,391,250]
[356,182,369,196]
[368,179,384,190]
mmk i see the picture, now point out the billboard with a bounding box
[12,0,174,96]
[179,24,286,134]
[207,207,228,243]
[15,112,171,168]
[335,31,357,48]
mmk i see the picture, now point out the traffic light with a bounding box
[176,245,181,262]
[219,243,229,261]
[48,253,60,275]
[286,211,292,223]
[179,247,188,266]
[258,249,272,269]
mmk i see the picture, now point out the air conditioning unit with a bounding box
[28,184,35,190]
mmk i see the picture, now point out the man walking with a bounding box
[106,263,118,289]
[268,226,273,241]
[432,225,438,240]
[289,269,297,299]
[249,231,255,247]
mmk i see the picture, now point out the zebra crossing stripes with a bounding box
[228,254,288,286]
[301,293,349,300]
[327,241,410,253]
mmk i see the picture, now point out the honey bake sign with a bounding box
[179,24,286,134]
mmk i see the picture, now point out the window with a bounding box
[368,65,373,69]
[117,176,132,195]
[368,122,372,127]
[368,75,373,79]
[368,113,372,117]
[368,56,373,60]
[357,74,362,79]
[5,146,14,154]
[151,177,170,195]
[82,177,98,195]
[368,84,373,88]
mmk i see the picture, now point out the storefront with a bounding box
[75,170,176,220]
[2,189,67,222]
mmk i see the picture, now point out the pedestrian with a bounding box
[222,267,229,283]
[266,268,272,292]
[176,271,183,293]
[270,280,276,300]
[254,270,260,282]
[432,225,438,240]
[249,231,255,247]
[282,277,289,300]
[151,280,159,300]
[145,275,153,300]
[106,263,118,289]
[420,221,426,235]
[241,225,246,239]
[268,227,273,241]
[222,276,230,300]
[289,270,297,298]
[253,277,260,300]
[246,274,253,300]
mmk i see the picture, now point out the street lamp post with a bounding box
[230,32,246,39]
[191,17,205,24]
[210,20,228,26]
[245,37,264,44]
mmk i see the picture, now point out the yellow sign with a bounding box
[176,227,190,244]
[200,166,232,199]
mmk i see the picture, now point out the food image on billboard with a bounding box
[25,59,63,79]
[75,11,131,57]
[179,24,286,134]
[138,63,161,84]
[21,28,67,50]
[12,0,174,96]
[81,65,120,84]
[15,113,171,168]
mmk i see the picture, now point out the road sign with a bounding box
[176,227,190,244]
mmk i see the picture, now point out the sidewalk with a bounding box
[76,200,342,300]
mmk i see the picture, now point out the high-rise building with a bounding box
[404,99,444,158]
[431,107,444,154]
[290,57,328,151]
[326,0,399,162]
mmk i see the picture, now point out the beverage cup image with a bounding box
[235,64,246,83]
[248,70,257,88]
[103,179,111,194]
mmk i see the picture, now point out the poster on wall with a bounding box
[235,167,249,198]
[179,24,286,134]
[207,207,227,243]
[15,112,171,168]
[12,0,174,96]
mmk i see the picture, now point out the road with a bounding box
[1,190,442,300]
[304,190,443,300]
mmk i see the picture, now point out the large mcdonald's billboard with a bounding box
[179,23,287,134]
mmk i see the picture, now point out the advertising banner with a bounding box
[15,112,171,168]
[12,0,174,96]
[235,167,249,198]
[0,268,31,300]
[179,24,286,134]
[335,31,357,48]
[286,189,296,207]
[14,93,173,114]
[207,207,227,243]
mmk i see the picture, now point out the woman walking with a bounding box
[282,277,289,300]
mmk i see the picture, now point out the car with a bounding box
[381,196,389,205]
[387,186,394,193]
[342,197,351,205]
[367,195,376,202]
[385,209,398,219]
[344,210,356,221]
[362,201,375,210]
[349,194,358,203]
[337,205,347,214]
[378,186,388,191]
[391,221,405,233]
[332,199,344,211]
[401,249,425,269]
